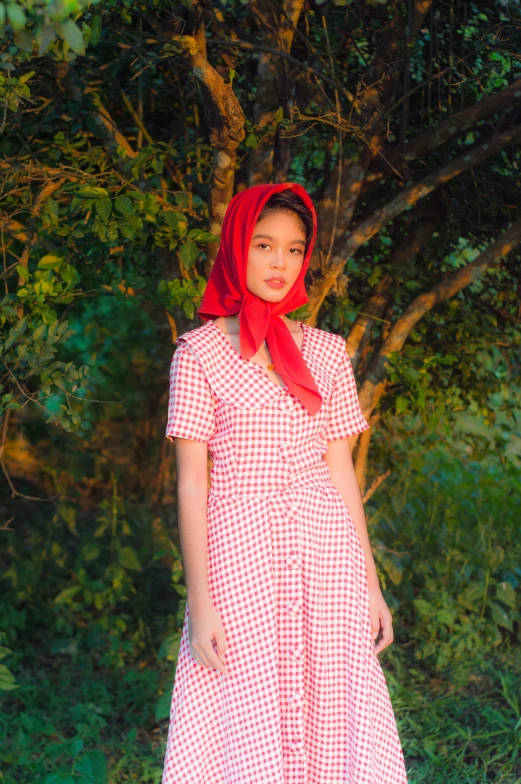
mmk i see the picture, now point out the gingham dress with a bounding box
[162,319,408,784]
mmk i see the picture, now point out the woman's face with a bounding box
[246,210,306,301]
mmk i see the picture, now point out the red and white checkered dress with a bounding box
[162,319,408,784]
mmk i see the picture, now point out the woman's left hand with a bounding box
[368,587,394,655]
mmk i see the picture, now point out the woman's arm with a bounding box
[165,343,227,673]
[174,438,213,610]
[323,439,396,655]
[322,439,380,592]
[174,437,229,675]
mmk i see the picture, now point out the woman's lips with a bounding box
[265,279,286,289]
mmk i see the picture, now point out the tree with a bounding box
[1,0,519,499]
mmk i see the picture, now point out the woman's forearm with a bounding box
[177,480,213,610]
[333,468,381,592]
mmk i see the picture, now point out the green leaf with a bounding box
[5,318,27,349]
[157,632,182,661]
[179,241,198,268]
[45,197,60,217]
[81,543,100,561]
[126,190,145,201]
[52,374,66,391]
[489,601,513,631]
[0,664,18,691]
[457,583,484,611]
[435,609,454,626]
[37,24,57,55]
[155,689,172,722]
[33,324,46,341]
[43,774,76,784]
[119,222,136,239]
[90,13,102,46]
[71,738,84,757]
[54,586,81,605]
[127,215,143,230]
[38,254,64,270]
[412,598,432,617]
[376,551,403,585]
[415,385,426,410]
[395,396,408,415]
[76,186,108,198]
[60,264,81,287]
[95,198,112,220]
[188,229,219,243]
[118,546,141,572]
[162,210,187,233]
[152,157,164,174]
[496,581,516,609]
[60,18,85,56]
[78,750,107,783]
[6,4,26,32]
[115,195,134,217]
[174,192,189,208]
[13,30,32,52]
[75,756,93,780]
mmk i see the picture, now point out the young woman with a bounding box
[162,182,408,784]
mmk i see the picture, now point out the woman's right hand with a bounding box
[187,598,229,676]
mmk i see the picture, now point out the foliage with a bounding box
[0,0,519,459]
[1,443,520,781]
[0,0,100,59]
[367,443,520,671]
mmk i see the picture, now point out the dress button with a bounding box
[289,739,305,756]
[287,598,303,616]
[286,553,302,570]
[289,643,305,662]
[289,689,306,709]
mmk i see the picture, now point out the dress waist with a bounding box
[207,474,337,503]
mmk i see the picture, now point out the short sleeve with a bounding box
[324,342,370,441]
[165,342,217,444]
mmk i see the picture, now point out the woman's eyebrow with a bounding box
[251,234,306,246]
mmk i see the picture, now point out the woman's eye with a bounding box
[256,244,302,254]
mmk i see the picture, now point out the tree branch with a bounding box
[359,214,521,417]
[346,216,439,367]
[308,122,521,321]
[174,33,245,267]
[374,77,521,178]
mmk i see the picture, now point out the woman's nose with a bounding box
[271,250,286,266]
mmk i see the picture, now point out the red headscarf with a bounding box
[197,182,322,416]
